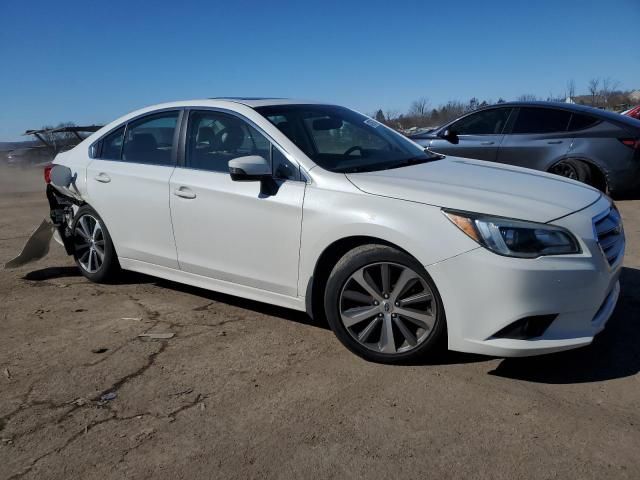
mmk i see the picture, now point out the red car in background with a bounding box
[622,106,640,120]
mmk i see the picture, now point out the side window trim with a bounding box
[178,107,305,182]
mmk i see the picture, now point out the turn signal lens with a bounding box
[444,212,482,243]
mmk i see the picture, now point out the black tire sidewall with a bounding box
[324,244,446,364]
[71,205,119,283]
[558,159,591,184]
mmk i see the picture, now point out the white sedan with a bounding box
[44,98,624,363]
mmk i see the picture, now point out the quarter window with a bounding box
[512,108,571,134]
[272,146,300,181]
[449,109,511,135]
[121,111,179,165]
[568,113,599,131]
[100,126,125,160]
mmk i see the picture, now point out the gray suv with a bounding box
[410,102,640,195]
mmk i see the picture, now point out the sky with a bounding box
[1,0,639,141]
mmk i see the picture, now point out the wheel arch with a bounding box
[304,235,414,321]
[547,156,609,192]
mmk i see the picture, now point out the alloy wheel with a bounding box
[551,162,578,180]
[339,262,437,354]
[74,214,105,273]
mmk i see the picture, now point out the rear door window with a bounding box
[512,108,571,134]
[121,111,179,166]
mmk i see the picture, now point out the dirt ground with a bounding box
[1,166,639,480]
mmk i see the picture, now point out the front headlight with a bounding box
[443,210,580,258]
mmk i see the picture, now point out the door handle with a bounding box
[480,141,495,145]
[94,173,111,183]
[173,187,196,199]
[547,140,562,144]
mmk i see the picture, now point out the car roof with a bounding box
[471,101,640,128]
[207,97,328,108]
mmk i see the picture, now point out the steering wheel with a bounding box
[344,146,364,156]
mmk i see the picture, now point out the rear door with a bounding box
[86,110,182,268]
[496,107,572,170]
[428,107,513,161]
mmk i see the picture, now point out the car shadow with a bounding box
[22,265,640,373]
[152,278,493,365]
[152,277,328,331]
[23,266,155,285]
[489,266,640,384]
[23,266,82,281]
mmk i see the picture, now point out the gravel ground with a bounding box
[1,166,639,480]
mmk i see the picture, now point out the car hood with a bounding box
[346,157,601,223]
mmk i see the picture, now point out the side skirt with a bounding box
[119,257,307,312]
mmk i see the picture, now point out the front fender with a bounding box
[297,186,479,298]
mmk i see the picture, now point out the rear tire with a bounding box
[549,159,591,185]
[71,205,120,283]
[324,244,446,364]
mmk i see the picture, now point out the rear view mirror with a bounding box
[312,117,343,131]
[50,165,74,188]
[438,129,459,145]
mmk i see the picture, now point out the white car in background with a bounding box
[44,98,624,363]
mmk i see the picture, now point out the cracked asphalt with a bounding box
[1,167,639,479]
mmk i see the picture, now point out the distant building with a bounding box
[629,90,640,103]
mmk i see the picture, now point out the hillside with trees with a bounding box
[373,78,638,132]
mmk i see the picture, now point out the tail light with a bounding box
[619,138,640,150]
[44,164,53,184]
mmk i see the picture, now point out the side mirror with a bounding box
[438,129,459,145]
[228,155,271,181]
[50,165,74,188]
[228,155,278,196]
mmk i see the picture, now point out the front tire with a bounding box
[71,205,120,283]
[324,244,445,364]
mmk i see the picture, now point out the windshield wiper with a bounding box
[384,155,442,170]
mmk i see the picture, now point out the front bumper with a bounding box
[427,196,624,357]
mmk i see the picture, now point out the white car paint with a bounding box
[50,98,624,357]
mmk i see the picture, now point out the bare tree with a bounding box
[517,94,538,102]
[566,79,576,101]
[373,109,385,122]
[384,109,401,123]
[588,78,600,106]
[408,97,430,117]
[599,77,620,108]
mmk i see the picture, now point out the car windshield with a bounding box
[255,104,440,173]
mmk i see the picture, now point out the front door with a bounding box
[169,109,305,297]
[429,107,513,162]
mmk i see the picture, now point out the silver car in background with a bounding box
[410,102,640,196]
